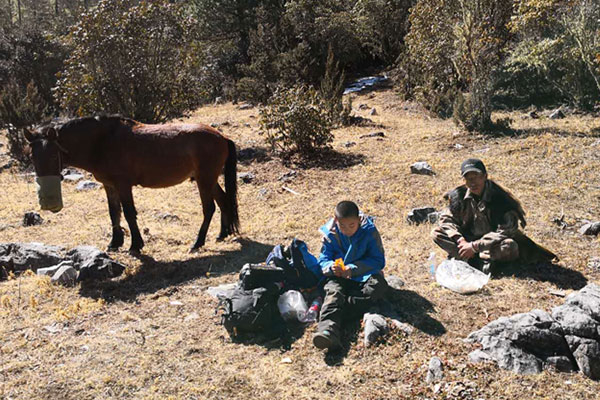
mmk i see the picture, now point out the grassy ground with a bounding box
[1,89,600,399]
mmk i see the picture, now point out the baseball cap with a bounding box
[460,158,487,176]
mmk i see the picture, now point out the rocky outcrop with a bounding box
[466,283,600,379]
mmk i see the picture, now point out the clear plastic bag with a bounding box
[277,290,308,321]
[435,259,490,294]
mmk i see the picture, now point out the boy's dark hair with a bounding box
[335,201,359,219]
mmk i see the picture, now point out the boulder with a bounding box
[37,261,74,277]
[66,245,126,281]
[549,109,565,119]
[360,131,385,139]
[0,242,63,273]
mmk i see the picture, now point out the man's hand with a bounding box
[332,263,352,279]
[457,237,476,259]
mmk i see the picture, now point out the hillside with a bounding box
[1,89,600,399]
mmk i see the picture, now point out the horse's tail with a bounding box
[224,138,240,235]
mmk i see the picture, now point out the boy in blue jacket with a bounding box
[313,201,388,350]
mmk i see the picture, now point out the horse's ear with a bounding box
[23,128,35,142]
[46,127,58,141]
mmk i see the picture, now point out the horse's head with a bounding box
[24,125,65,213]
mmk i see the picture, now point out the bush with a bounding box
[56,0,204,123]
[259,85,333,155]
[0,80,47,165]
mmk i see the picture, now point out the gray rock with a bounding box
[0,242,63,272]
[238,172,255,183]
[62,172,84,182]
[546,356,577,372]
[369,108,378,116]
[579,222,600,236]
[528,111,539,119]
[386,274,405,290]
[343,141,356,148]
[468,349,492,363]
[410,161,435,176]
[238,148,257,161]
[566,335,600,379]
[426,357,444,383]
[278,170,297,182]
[214,96,223,104]
[588,257,600,271]
[51,265,78,286]
[206,283,237,299]
[66,245,126,281]
[22,212,43,227]
[363,312,389,347]
[549,109,565,119]
[37,261,74,277]
[257,188,269,199]
[76,180,101,191]
[156,212,181,222]
[466,309,571,375]
[390,319,414,335]
[360,131,385,139]
[358,103,369,110]
[406,207,438,225]
[552,304,600,339]
[238,103,253,110]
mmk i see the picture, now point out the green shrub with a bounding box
[259,85,333,155]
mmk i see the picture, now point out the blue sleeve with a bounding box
[318,237,340,277]
[349,228,385,276]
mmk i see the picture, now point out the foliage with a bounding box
[55,0,204,123]
[506,0,600,109]
[259,85,333,155]
[0,80,47,165]
[319,45,353,126]
[402,0,513,131]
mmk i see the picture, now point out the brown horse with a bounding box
[24,115,239,252]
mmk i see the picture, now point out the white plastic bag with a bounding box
[435,259,490,294]
[277,290,308,321]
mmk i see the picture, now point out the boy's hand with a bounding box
[332,263,351,279]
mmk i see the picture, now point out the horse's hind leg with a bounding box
[192,182,216,250]
[117,185,144,253]
[212,184,229,241]
[104,185,124,251]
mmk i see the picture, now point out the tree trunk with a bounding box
[55,0,58,16]
[17,0,21,25]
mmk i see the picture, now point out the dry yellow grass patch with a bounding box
[1,90,600,399]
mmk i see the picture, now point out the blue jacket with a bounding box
[318,215,385,282]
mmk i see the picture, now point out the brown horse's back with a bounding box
[99,123,230,188]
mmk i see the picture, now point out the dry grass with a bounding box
[1,90,600,399]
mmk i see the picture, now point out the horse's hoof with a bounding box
[189,246,204,254]
[216,236,225,242]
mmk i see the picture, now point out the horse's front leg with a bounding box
[104,185,124,251]
[118,185,144,253]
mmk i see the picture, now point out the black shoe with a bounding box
[313,329,340,350]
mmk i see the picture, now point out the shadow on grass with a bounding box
[284,148,366,171]
[237,146,272,166]
[512,126,600,139]
[495,261,588,290]
[324,287,446,366]
[78,238,273,302]
[228,322,309,352]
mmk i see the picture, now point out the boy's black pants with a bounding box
[317,273,388,336]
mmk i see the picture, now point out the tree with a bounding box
[55,0,205,122]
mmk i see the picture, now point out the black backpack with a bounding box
[238,263,285,290]
[217,282,285,338]
[266,239,320,290]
